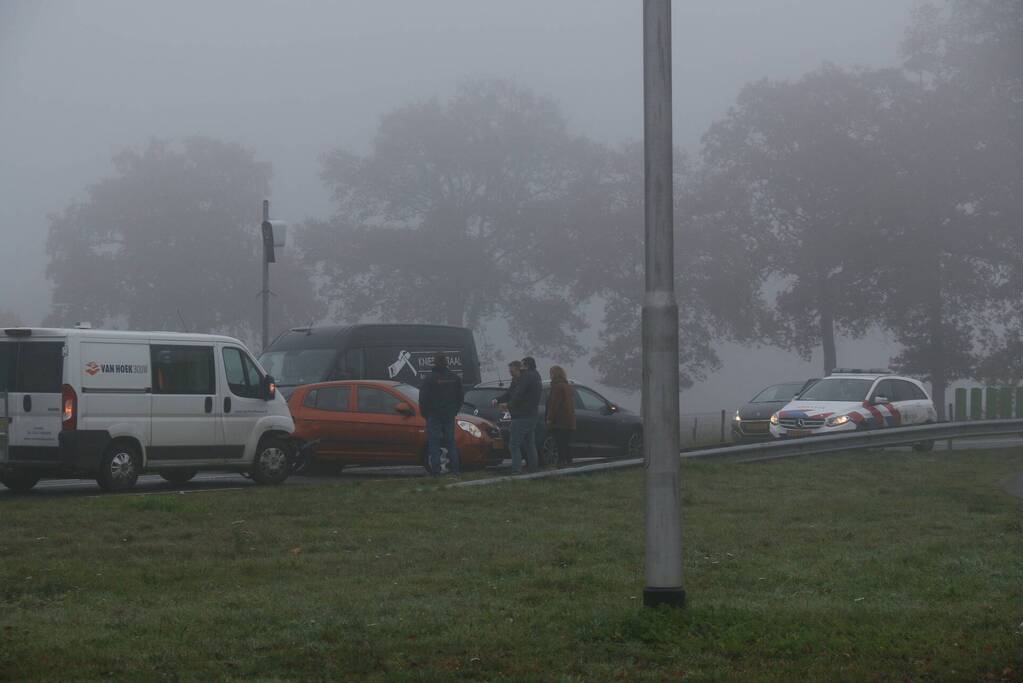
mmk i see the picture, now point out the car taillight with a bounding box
[61,384,77,430]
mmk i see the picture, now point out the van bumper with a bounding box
[1,431,110,475]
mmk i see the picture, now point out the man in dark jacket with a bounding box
[419,352,465,476]
[495,356,541,473]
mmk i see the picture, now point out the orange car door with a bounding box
[301,385,357,459]
[350,385,423,463]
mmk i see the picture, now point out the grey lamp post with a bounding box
[642,0,685,608]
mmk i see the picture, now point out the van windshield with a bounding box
[258,349,336,387]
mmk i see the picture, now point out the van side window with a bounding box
[16,342,64,393]
[222,347,261,399]
[152,345,214,395]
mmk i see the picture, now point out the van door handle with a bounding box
[23,395,31,412]
[224,397,232,414]
[204,396,213,414]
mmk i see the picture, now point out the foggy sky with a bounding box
[0,0,914,410]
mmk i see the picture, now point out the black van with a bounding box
[258,324,481,396]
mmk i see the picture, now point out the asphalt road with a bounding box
[0,465,450,499]
[4,437,1020,499]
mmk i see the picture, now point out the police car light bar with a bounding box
[831,368,893,374]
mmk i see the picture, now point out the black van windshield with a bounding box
[258,348,336,387]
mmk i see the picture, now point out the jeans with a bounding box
[426,415,460,476]
[508,416,538,474]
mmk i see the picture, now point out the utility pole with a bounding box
[260,200,287,352]
[261,199,271,352]
[642,0,684,608]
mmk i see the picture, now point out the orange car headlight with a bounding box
[457,420,482,439]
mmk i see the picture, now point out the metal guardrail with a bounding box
[685,419,1023,463]
[451,420,1023,487]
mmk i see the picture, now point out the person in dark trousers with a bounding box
[419,352,464,477]
[495,356,541,474]
[545,365,576,467]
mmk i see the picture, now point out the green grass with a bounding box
[2,450,1022,681]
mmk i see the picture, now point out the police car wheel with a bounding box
[0,471,41,493]
[251,437,292,485]
[97,442,140,492]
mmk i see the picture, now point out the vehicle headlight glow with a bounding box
[733,411,741,422]
[770,413,779,425]
[826,414,851,427]
[457,420,482,439]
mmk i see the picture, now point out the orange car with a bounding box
[288,380,504,472]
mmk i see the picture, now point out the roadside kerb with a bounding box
[449,419,1023,487]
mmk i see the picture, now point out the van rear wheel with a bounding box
[0,471,41,493]
[97,442,140,492]
[250,437,292,485]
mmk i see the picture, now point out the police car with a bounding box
[769,369,938,446]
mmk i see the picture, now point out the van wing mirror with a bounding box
[262,375,277,401]
[873,395,889,405]
[394,401,414,416]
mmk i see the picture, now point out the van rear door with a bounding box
[5,340,64,458]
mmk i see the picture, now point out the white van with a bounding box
[0,327,295,493]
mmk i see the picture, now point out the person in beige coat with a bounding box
[544,365,576,467]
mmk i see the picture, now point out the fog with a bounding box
[2,0,919,410]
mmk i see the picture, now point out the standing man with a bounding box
[419,352,464,477]
[496,357,541,473]
[519,357,543,471]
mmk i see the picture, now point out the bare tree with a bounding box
[302,78,597,358]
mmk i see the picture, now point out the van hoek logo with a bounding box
[85,361,148,376]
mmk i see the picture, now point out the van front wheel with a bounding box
[97,443,140,492]
[251,437,292,485]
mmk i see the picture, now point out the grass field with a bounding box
[2,449,1022,682]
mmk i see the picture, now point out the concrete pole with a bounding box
[642,0,684,608]
[261,199,270,352]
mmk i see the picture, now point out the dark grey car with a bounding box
[732,379,818,443]
[462,381,643,466]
